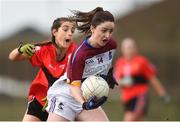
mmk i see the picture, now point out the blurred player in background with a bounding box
[46,7,118,121]
[114,37,170,121]
[8,17,76,121]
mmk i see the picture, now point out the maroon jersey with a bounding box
[67,36,117,86]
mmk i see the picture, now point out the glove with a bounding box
[82,96,107,110]
[18,43,35,57]
[160,95,171,103]
[101,68,118,89]
[41,97,48,112]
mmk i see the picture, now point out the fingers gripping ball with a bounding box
[81,75,109,101]
[18,43,35,57]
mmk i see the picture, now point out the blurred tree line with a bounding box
[1,0,179,96]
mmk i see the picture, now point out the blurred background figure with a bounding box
[114,38,170,121]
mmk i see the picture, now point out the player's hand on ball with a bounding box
[82,96,97,110]
[18,43,35,57]
[93,96,107,108]
[82,96,107,110]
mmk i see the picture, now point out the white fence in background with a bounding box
[0,76,30,97]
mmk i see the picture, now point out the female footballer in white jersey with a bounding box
[46,7,118,121]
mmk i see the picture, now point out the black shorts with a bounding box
[124,93,149,115]
[26,96,48,121]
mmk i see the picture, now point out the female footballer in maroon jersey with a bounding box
[9,17,76,121]
[114,38,170,121]
[46,7,118,121]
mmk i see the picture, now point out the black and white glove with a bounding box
[82,96,107,110]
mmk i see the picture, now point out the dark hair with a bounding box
[29,18,74,47]
[71,7,114,34]
[51,17,74,43]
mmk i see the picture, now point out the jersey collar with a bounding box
[84,36,94,49]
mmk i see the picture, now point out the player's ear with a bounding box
[52,29,58,36]
[90,25,95,34]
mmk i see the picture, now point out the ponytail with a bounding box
[71,7,114,35]
[33,40,52,46]
[71,7,103,34]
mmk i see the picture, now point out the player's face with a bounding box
[53,21,75,49]
[91,21,114,47]
[121,38,137,59]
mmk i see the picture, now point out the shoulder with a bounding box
[134,55,151,64]
[73,41,87,55]
[108,37,117,49]
[70,41,87,63]
[115,57,125,65]
[35,42,54,53]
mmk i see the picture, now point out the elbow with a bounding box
[8,53,14,61]
[8,48,19,61]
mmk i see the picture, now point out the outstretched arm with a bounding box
[149,76,170,102]
[9,43,35,61]
[9,48,29,61]
[149,76,167,97]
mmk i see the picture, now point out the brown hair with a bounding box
[51,17,74,43]
[26,17,73,47]
[71,7,114,34]
[33,17,74,46]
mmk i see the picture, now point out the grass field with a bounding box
[0,93,179,121]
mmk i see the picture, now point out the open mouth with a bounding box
[102,39,108,42]
[65,39,70,42]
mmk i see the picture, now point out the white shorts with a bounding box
[46,77,83,121]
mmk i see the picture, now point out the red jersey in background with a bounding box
[114,54,156,103]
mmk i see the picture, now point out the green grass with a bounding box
[103,93,180,121]
[103,100,124,121]
[0,94,179,121]
[0,96,26,121]
[147,95,180,121]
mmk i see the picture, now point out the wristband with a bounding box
[17,42,23,54]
